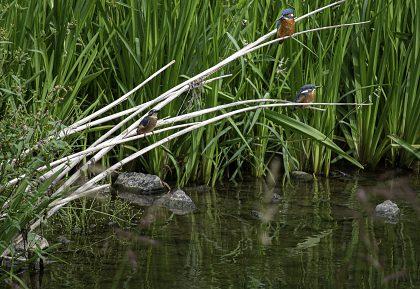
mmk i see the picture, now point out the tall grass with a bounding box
[0,106,67,258]
[0,0,418,190]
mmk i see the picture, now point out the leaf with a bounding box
[388,135,420,160]
[265,110,364,169]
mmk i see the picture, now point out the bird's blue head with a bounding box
[148,109,159,116]
[299,84,317,95]
[281,8,295,20]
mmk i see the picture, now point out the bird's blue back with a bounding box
[140,116,150,127]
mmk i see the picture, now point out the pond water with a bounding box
[13,171,420,289]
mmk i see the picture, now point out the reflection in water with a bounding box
[9,173,420,289]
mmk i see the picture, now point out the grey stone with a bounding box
[155,189,196,215]
[114,172,165,194]
[375,200,400,223]
[291,171,313,181]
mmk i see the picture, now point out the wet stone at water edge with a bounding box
[154,189,196,215]
[114,172,165,194]
[291,171,313,181]
[375,200,400,223]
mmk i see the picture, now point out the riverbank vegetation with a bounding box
[1,0,417,184]
[0,0,418,275]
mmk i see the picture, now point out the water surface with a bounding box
[16,172,420,289]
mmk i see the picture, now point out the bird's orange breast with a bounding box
[277,18,295,39]
[303,91,316,103]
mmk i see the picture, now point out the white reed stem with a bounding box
[247,21,370,53]
[61,60,176,134]
[50,184,111,207]
[8,61,175,167]
[43,123,198,169]
[62,104,143,136]
[72,101,370,194]
[41,99,281,169]
[295,0,346,22]
[48,75,230,194]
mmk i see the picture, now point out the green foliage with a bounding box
[0,0,418,188]
[0,98,70,257]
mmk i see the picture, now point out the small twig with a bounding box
[247,21,370,53]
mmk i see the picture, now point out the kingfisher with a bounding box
[276,8,295,44]
[294,84,317,108]
[137,109,159,135]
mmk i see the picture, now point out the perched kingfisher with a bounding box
[295,84,317,108]
[137,109,159,135]
[276,8,295,44]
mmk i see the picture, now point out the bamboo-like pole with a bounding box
[5,62,176,187]
[50,184,111,207]
[60,60,176,134]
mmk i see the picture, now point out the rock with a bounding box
[375,200,400,223]
[114,172,165,194]
[155,189,196,215]
[291,171,313,181]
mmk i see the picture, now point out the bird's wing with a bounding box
[140,116,150,127]
[295,93,305,103]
